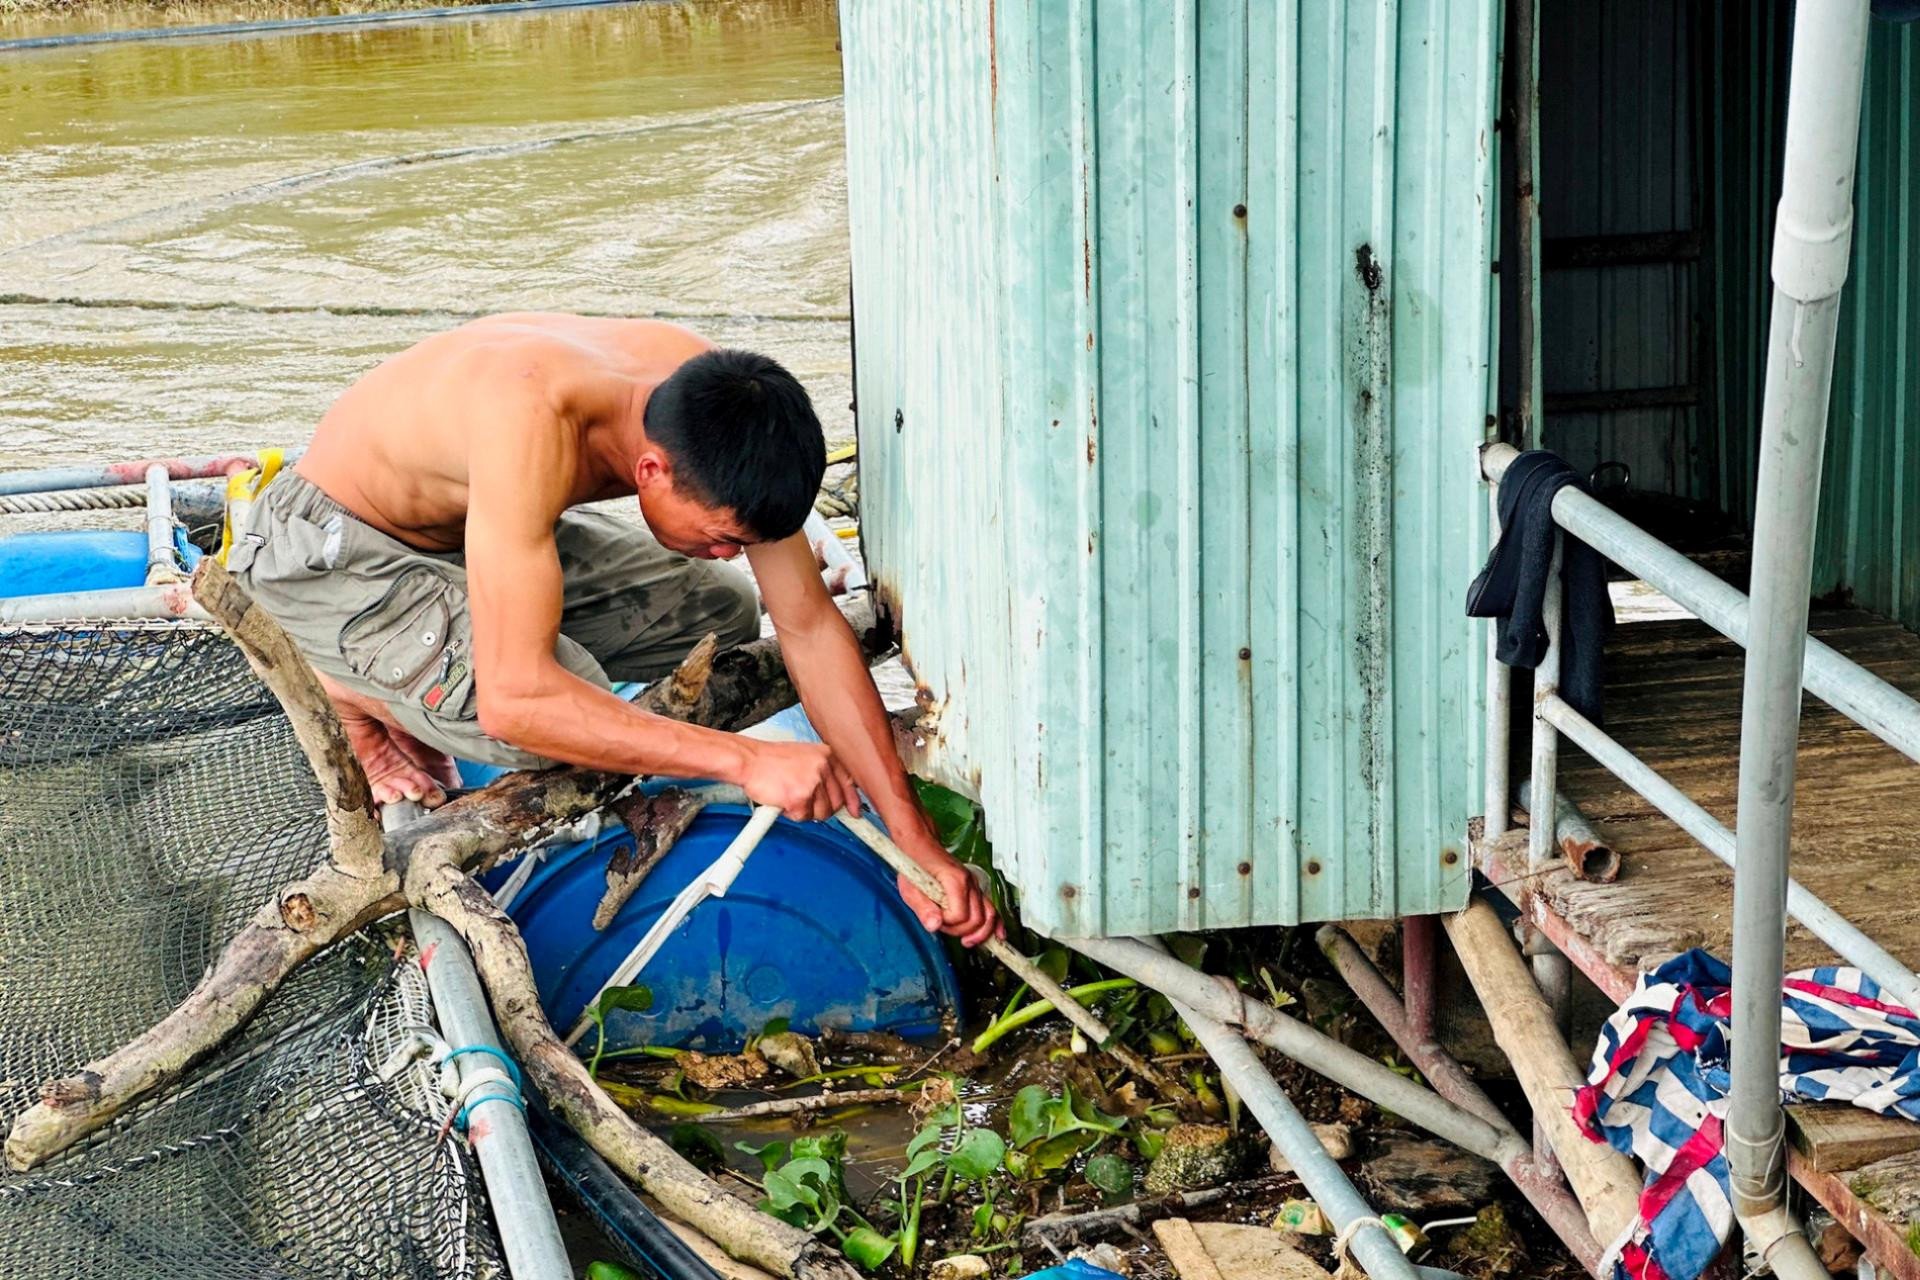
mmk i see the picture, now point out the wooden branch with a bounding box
[192,558,384,878]
[682,1088,907,1125]
[5,862,404,1170]
[410,855,859,1280]
[595,788,708,929]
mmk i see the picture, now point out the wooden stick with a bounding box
[682,1088,908,1124]
[1445,897,1640,1245]
[836,813,1184,1100]
[192,557,385,878]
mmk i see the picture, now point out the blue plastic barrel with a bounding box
[492,804,961,1051]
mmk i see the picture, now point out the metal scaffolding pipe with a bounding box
[1483,483,1513,842]
[1315,925,1606,1276]
[1480,441,1920,767]
[1170,995,1426,1279]
[1539,694,1920,1012]
[1516,779,1620,883]
[386,802,572,1280]
[1524,535,1573,1181]
[1728,5,1870,1272]
[1066,936,1524,1168]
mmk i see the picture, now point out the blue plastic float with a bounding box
[0,529,198,595]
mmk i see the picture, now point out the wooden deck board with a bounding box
[1480,608,1920,1278]
[1530,610,1920,977]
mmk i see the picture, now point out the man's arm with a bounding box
[463,407,857,821]
[748,534,1002,946]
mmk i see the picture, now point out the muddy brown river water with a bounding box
[0,0,851,470]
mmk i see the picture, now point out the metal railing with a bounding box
[1478,442,1920,1015]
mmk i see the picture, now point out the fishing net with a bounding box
[0,618,503,1280]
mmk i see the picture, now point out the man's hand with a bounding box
[740,738,862,822]
[895,828,1003,948]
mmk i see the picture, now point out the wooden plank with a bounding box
[1793,1149,1920,1280]
[1151,1219,1331,1280]
[1789,1104,1920,1173]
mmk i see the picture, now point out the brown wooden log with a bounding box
[191,557,385,878]
[1445,898,1641,1245]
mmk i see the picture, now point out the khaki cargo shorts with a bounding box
[227,471,760,768]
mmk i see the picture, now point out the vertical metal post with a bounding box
[144,464,181,584]
[1727,3,1870,1271]
[385,802,573,1280]
[1401,915,1437,1043]
[1483,482,1513,842]
[1511,0,1545,451]
[1526,534,1570,1178]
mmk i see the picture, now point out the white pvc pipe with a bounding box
[143,464,180,584]
[0,582,208,625]
[386,802,572,1280]
[1728,8,1870,1271]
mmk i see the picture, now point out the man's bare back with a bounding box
[232,312,1001,946]
[298,313,712,552]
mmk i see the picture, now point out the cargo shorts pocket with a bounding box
[338,565,460,698]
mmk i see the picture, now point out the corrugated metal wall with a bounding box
[1705,5,1920,625]
[840,0,1499,938]
[1531,0,1706,497]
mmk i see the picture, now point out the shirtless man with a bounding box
[229,312,999,946]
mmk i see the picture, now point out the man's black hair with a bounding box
[643,348,827,542]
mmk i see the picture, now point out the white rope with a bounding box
[1332,1214,1391,1266]
[0,486,147,515]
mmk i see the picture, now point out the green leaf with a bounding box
[593,984,654,1016]
[841,1226,899,1271]
[900,1148,944,1181]
[790,1131,850,1163]
[759,1015,791,1039]
[668,1124,725,1171]
[735,1139,790,1173]
[971,1201,996,1238]
[586,1263,646,1280]
[1036,945,1070,984]
[1084,1153,1134,1201]
[760,1169,808,1213]
[1009,1085,1055,1148]
[1027,1131,1095,1173]
[947,1128,1007,1182]
[906,1122,946,1159]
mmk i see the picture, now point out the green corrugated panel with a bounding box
[840,0,1498,937]
[1707,7,1920,625]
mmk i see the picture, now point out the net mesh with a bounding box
[0,619,502,1280]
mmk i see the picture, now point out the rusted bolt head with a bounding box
[1187,887,1201,900]
[1236,861,1252,876]
[1232,203,1247,218]
[1305,859,1323,876]
[1061,884,1078,900]
[1442,848,1461,866]
[1238,646,1252,661]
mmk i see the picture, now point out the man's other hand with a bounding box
[896,834,1003,948]
[741,738,860,822]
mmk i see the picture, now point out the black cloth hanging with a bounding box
[1465,450,1615,724]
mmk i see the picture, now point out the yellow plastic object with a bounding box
[216,447,286,565]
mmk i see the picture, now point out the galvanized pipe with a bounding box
[0,582,208,625]
[1538,694,1920,1012]
[1316,926,1607,1277]
[1525,534,1572,1181]
[0,449,279,496]
[384,802,572,1280]
[1170,995,1424,1279]
[1480,441,1920,767]
[1516,779,1620,883]
[143,464,181,584]
[1066,935,1525,1168]
[1483,482,1513,840]
[1728,7,1869,1271]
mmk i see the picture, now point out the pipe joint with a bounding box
[1770,212,1855,304]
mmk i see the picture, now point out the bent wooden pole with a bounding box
[1445,898,1639,1247]
[410,855,859,1280]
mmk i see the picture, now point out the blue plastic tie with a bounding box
[443,1044,525,1133]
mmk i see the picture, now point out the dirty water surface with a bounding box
[0,0,851,468]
